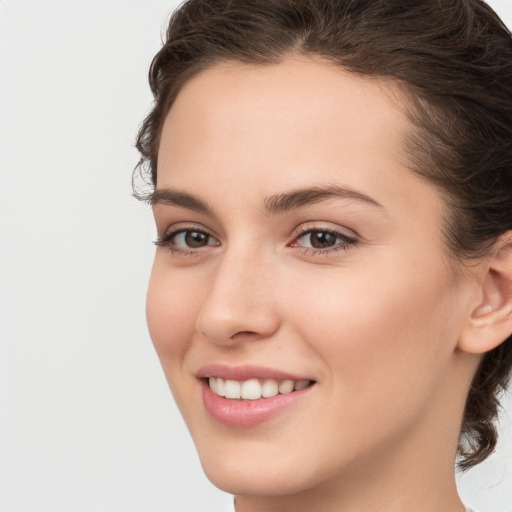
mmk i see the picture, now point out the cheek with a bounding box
[146,259,201,364]
[286,256,459,405]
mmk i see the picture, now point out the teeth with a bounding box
[208,377,226,397]
[278,379,294,394]
[208,377,311,400]
[224,379,241,399]
[216,377,225,397]
[241,379,262,400]
[261,379,278,398]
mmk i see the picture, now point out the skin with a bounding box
[146,55,487,512]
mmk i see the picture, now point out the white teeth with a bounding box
[224,379,241,399]
[209,377,226,397]
[278,379,294,394]
[216,377,225,397]
[241,379,262,400]
[261,379,278,398]
[208,377,311,399]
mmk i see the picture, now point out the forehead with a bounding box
[157,55,410,185]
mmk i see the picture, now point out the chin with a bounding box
[194,436,334,497]
[201,458,316,496]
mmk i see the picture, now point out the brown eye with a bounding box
[159,229,220,251]
[183,231,210,248]
[293,229,357,252]
[307,231,338,249]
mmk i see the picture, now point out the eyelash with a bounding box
[154,227,218,256]
[154,226,358,256]
[290,226,358,255]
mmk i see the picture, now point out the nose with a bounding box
[195,247,280,346]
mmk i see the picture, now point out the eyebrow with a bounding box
[264,185,383,213]
[149,188,212,214]
[149,185,382,214]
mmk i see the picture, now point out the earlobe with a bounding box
[459,232,512,354]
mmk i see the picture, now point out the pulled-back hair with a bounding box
[134,0,512,470]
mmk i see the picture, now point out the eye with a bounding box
[299,231,339,249]
[291,228,357,252]
[155,228,220,252]
[173,230,217,249]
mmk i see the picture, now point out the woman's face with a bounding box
[147,56,477,497]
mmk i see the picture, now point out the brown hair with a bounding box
[134,0,512,470]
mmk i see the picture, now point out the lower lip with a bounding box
[201,380,314,428]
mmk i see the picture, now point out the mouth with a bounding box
[206,376,313,400]
[197,365,316,427]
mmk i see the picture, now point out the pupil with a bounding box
[310,232,336,249]
[185,231,208,248]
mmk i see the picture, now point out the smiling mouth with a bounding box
[207,377,314,400]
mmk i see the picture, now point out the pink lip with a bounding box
[201,381,314,427]
[197,364,316,428]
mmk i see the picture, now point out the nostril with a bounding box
[232,330,259,338]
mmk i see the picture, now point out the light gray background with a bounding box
[0,1,511,511]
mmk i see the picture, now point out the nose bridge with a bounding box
[195,239,279,344]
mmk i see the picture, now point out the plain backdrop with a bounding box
[1,1,511,511]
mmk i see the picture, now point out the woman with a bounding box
[134,0,512,510]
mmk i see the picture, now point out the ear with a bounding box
[458,232,512,354]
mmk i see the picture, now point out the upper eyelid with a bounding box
[159,222,220,239]
[164,227,219,243]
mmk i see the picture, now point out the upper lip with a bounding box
[196,364,314,382]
